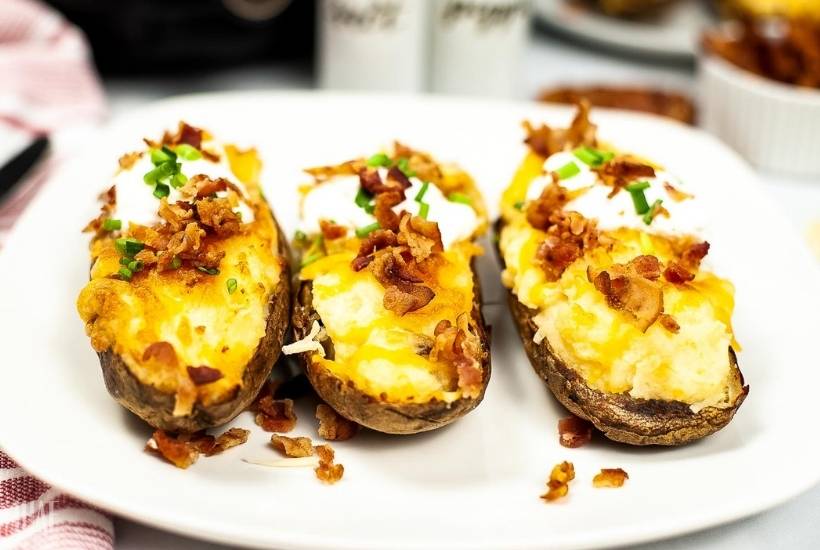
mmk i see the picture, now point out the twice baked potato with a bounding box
[285,144,491,434]
[498,104,748,445]
[77,123,290,433]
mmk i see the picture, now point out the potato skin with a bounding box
[505,274,748,446]
[96,221,292,434]
[292,265,491,435]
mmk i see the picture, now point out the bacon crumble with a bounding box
[254,396,297,433]
[592,468,629,488]
[314,444,344,484]
[524,100,596,158]
[430,314,485,398]
[142,341,178,366]
[595,159,656,198]
[315,404,360,441]
[558,416,593,448]
[147,427,249,468]
[659,313,681,334]
[271,434,315,458]
[186,365,223,385]
[541,461,575,502]
[588,255,664,332]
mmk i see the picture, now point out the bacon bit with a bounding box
[541,461,575,502]
[383,282,435,315]
[592,468,629,488]
[629,255,661,280]
[184,174,232,199]
[148,430,199,469]
[188,433,217,455]
[314,444,344,484]
[208,428,250,456]
[523,101,597,158]
[393,142,444,185]
[373,190,403,232]
[595,159,656,197]
[254,396,297,433]
[319,219,348,240]
[681,241,710,272]
[352,229,397,270]
[142,341,178,367]
[358,167,391,196]
[158,199,194,232]
[588,256,664,332]
[430,314,484,398]
[316,404,359,441]
[386,166,412,189]
[351,255,373,272]
[663,261,695,284]
[372,248,424,285]
[158,222,206,271]
[305,160,362,182]
[536,237,582,282]
[186,365,223,385]
[271,435,315,458]
[397,213,443,263]
[196,198,242,237]
[558,416,593,448]
[118,151,142,170]
[83,186,118,234]
[659,314,680,334]
[663,182,693,202]
[177,122,203,149]
[526,183,569,231]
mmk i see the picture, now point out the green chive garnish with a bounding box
[120,257,130,266]
[170,256,182,269]
[418,202,429,219]
[102,218,122,231]
[294,230,307,242]
[153,183,170,199]
[415,181,430,202]
[150,148,174,165]
[115,238,144,256]
[513,201,525,211]
[355,187,373,209]
[226,278,238,294]
[127,260,143,272]
[171,172,187,188]
[174,144,201,161]
[366,153,391,167]
[643,199,663,225]
[573,146,614,167]
[448,192,472,205]
[197,266,220,276]
[626,181,651,215]
[364,203,375,214]
[396,158,414,177]
[355,222,381,238]
[118,267,133,281]
[300,253,323,268]
[555,162,581,180]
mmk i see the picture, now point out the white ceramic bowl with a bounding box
[699,53,820,177]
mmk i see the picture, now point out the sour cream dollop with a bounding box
[300,168,480,248]
[526,151,706,238]
[112,143,254,228]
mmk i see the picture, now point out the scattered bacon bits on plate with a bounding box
[146,427,250,468]
[271,435,315,458]
[316,404,360,441]
[541,461,575,502]
[314,444,344,484]
[593,468,629,488]
[254,396,297,433]
[558,416,593,448]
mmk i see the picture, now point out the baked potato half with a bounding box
[498,104,748,445]
[284,144,491,434]
[77,123,290,433]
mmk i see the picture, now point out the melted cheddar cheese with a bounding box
[500,152,740,410]
[77,146,283,409]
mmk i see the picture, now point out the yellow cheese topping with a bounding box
[500,152,739,409]
[77,146,283,408]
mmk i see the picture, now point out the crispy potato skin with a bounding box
[496,221,748,446]
[97,220,292,433]
[292,264,491,435]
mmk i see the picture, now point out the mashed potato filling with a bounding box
[500,152,739,410]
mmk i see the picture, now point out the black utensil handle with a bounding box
[0,137,50,204]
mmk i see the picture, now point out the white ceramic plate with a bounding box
[533,0,713,59]
[1,92,819,550]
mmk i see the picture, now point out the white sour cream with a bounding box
[112,143,254,229]
[300,168,479,248]
[525,151,706,238]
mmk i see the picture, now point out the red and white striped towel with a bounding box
[0,1,111,549]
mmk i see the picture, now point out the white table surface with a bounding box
[101,30,820,550]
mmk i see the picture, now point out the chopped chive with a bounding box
[554,162,581,180]
[396,158,413,177]
[414,181,430,202]
[448,192,472,205]
[300,253,323,268]
[115,238,144,256]
[118,267,133,281]
[364,202,375,214]
[366,153,391,167]
[171,172,187,188]
[153,183,170,199]
[197,266,220,276]
[354,187,373,209]
[174,144,201,161]
[625,181,651,192]
[150,148,174,165]
[643,199,663,225]
[627,183,650,215]
[102,218,122,231]
[170,255,182,269]
[294,230,307,242]
[120,257,131,266]
[143,166,161,185]
[573,146,615,167]
[127,260,143,272]
[355,222,381,238]
[513,201,525,211]
[226,278,238,294]
[418,202,430,219]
